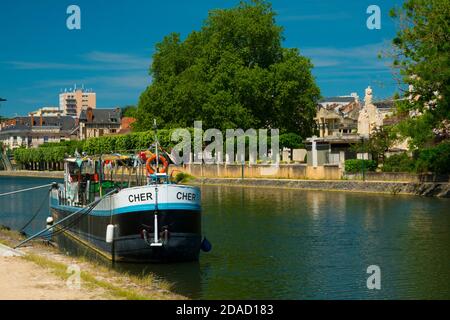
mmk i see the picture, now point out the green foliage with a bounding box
[279,133,303,150]
[135,0,320,136]
[174,172,195,184]
[121,105,137,118]
[344,159,378,173]
[396,110,437,149]
[351,127,398,163]
[382,153,416,172]
[40,140,85,156]
[415,141,450,174]
[14,146,67,164]
[389,0,450,147]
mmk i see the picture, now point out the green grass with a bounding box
[23,253,151,300]
[0,228,181,300]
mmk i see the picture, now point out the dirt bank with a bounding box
[0,255,108,300]
[0,229,185,300]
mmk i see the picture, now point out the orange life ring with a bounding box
[146,155,169,175]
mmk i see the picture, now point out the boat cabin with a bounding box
[58,153,172,207]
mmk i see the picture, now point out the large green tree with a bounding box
[135,0,320,136]
[390,0,450,148]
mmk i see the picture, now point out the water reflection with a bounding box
[0,176,61,234]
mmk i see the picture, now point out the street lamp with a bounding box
[0,98,6,119]
[360,136,366,181]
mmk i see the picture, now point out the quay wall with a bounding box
[181,163,342,180]
[194,178,450,198]
[180,164,449,182]
[0,170,64,179]
[2,167,450,197]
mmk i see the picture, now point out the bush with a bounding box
[279,133,304,150]
[345,159,377,173]
[41,140,85,156]
[382,153,415,172]
[415,141,450,174]
[174,172,195,184]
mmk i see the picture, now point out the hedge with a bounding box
[380,142,450,174]
[344,159,377,173]
[13,130,177,166]
[382,153,416,173]
[14,146,67,164]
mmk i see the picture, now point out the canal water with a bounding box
[1,176,449,299]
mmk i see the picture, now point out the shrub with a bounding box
[279,133,304,150]
[344,159,377,173]
[415,141,450,174]
[174,172,195,184]
[382,153,415,172]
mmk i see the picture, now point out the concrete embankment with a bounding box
[2,170,450,197]
[194,178,450,198]
[0,170,64,179]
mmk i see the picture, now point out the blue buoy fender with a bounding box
[201,237,212,252]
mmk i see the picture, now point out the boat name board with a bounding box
[176,192,197,201]
[129,193,153,203]
[127,191,197,203]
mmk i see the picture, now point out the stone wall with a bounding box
[181,164,342,180]
[195,178,450,198]
[344,172,450,183]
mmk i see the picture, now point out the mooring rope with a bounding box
[0,183,55,198]
[14,188,118,249]
[19,188,52,233]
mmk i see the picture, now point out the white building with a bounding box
[29,106,63,117]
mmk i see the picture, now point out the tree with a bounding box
[279,133,303,155]
[367,127,398,163]
[121,105,137,118]
[389,0,450,148]
[351,126,397,163]
[135,0,320,137]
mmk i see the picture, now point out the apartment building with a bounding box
[59,86,96,117]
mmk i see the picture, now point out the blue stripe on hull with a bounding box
[51,202,201,216]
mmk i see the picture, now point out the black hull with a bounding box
[51,207,202,263]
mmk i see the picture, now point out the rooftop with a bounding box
[319,96,357,104]
[0,116,77,134]
[79,108,121,124]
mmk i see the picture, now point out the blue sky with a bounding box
[0,0,403,117]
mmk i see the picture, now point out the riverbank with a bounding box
[0,170,63,179]
[0,227,185,300]
[2,170,450,197]
[194,178,450,198]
